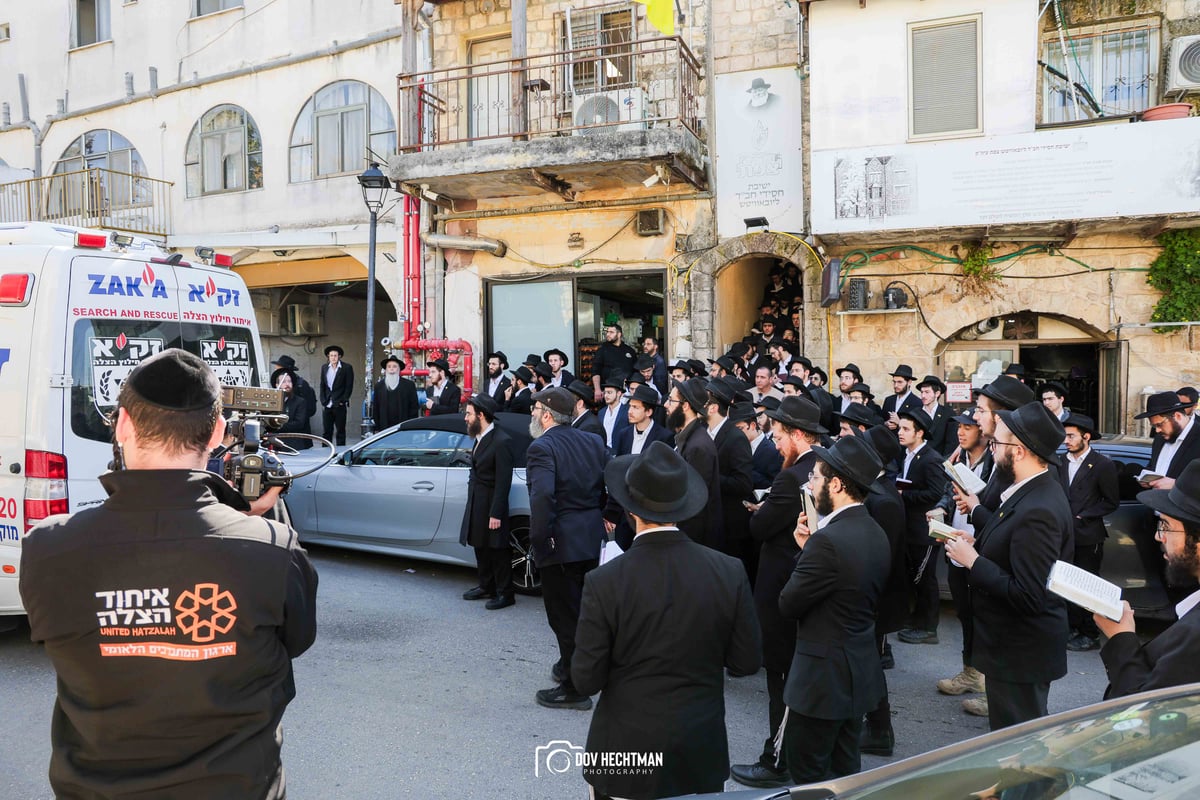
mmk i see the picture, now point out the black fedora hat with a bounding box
[812,366,828,384]
[523,353,542,367]
[1004,363,1026,377]
[565,379,592,403]
[601,377,626,392]
[980,375,1036,411]
[729,341,750,358]
[1062,412,1102,440]
[512,365,534,384]
[835,402,876,430]
[1137,460,1200,528]
[916,374,946,393]
[533,362,555,381]
[707,355,738,374]
[898,407,934,434]
[995,401,1066,466]
[1039,380,1067,398]
[793,355,814,371]
[605,441,709,523]
[381,355,405,371]
[765,396,827,435]
[859,424,901,465]
[674,378,710,414]
[634,354,656,372]
[707,377,738,405]
[729,402,758,424]
[324,344,344,358]
[836,362,863,381]
[669,359,693,376]
[467,393,499,418]
[755,396,781,412]
[427,357,451,373]
[486,351,509,368]
[687,359,708,377]
[271,354,297,369]
[628,384,660,409]
[849,382,875,400]
[811,436,883,493]
[269,367,293,388]
[1135,390,1196,420]
[543,348,569,367]
[889,364,916,380]
[531,387,576,416]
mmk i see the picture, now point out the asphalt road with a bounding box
[1,544,1114,799]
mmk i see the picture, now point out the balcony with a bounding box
[392,36,706,203]
[0,167,173,238]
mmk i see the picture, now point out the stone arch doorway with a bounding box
[936,311,1120,431]
[687,232,819,359]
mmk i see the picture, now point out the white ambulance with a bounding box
[0,222,266,618]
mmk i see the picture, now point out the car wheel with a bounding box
[509,515,541,596]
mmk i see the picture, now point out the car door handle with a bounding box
[411,481,436,491]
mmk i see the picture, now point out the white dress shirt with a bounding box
[1000,468,1049,504]
[1154,414,1195,477]
[1066,446,1091,486]
[708,415,729,441]
[901,441,927,480]
[816,501,863,530]
[324,363,340,407]
[1177,587,1200,620]
[602,402,626,447]
[631,421,655,455]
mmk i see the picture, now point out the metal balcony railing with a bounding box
[0,167,173,237]
[397,36,703,152]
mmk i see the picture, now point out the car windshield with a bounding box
[836,688,1200,799]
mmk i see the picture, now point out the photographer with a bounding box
[271,367,314,450]
[19,349,318,800]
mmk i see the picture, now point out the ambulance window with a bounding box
[70,319,181,443]
[180,323,260,387]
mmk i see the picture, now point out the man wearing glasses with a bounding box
[1135,391,1200,491]
[1096,460,1200,696]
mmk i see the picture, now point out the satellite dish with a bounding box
[574,95,621,133]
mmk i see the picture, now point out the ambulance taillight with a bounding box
[24,451,69,531]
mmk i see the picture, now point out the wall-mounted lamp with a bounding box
[744,216,769,231]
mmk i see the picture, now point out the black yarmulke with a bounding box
[123,348,221,411]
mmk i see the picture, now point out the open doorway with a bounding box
[715,256,803,354]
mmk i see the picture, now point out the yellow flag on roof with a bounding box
[635,0,675,36]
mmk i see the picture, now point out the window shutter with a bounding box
[911,19,979,137]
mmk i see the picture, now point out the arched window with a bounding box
[52,129,148,211]
[184,104,264,197]
[54,129,144,176]
[289,80,396,182]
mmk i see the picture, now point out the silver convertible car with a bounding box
[282,412,539,593]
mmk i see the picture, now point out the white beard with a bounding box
[384,374,400,390]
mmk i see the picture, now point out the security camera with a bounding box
[975,317,1000,335]
[380,337,393,348]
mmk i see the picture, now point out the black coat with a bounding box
[865,478,908,634]
[935,449,994,521]
[882,391,921,418]
[750,450,817,672]
[459,428,514,549]
[924,404,957,456]
[750,435,783,490]
[292,374,317,419]
[779,504,889,719]
[572,410,607,445]
[969,470,1073,684]
[1101,604,1200,698]
[968,458,1015,531]
[713,419,754,550]
[674,418,725,551]
[277,393,313,450]
[1057,448,1119,547]
[1148,423,1200,479]
[809,384,837,434]
[605,421,675,550]
[572,529,761,799]
[509,386,533,415]
[428,382,462,416]
[372,377,419,430]
[526,424,608,566]
[898,444,948,546]
[319,362,354,407]
[487,376,512,410]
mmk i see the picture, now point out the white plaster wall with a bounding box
[808,0,1037,150]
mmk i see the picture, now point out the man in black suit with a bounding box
[707,378,755,567]
[1058,413,1119,651]
[881,364,921,430]
[834,363,863,414]
[944,402,1073,731]
[508,366,534,414]
[595,379,630,451]
[372,356,418,430]
[666,379,724,551]
[779,435,890,783]
[731,396,826,790]
[1137,391,1200,490]
[271,354,316,421]
[458,395,515,610]
[526,388,608,710]
[605,385,674,550]
[482,351,512,410]
[916,374,956,455]
[574,442,762,800]
[565,379,606,443]
[1097,461,1200,697]
[319,344,354,445]
[895,408,949,645]
[543,348,574,388]
[424,358,462,416]
[732,402,782,491]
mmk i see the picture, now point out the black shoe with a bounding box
[729,762,790,789]
[860,723,895,757]
[897,628,939,645]
[880,641,895,670]
[462,586,495,601]
[1066,632,1100,652]
[535,685,593,710]
[551,661,569,684]
[485,594,515,610]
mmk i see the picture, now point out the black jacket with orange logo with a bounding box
[20,470,318,800]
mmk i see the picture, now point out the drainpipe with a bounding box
[419,231,507,257]
[14,74,47,177]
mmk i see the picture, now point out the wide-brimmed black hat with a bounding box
[428,357,451,373]
[1179,386,1199,406]
[995,401,1066,466]
[1062,412,1102,440]
[634,354,656,372]
[1135,390,1196,420]
[531,387,576,416]
[812,366,828,384]
[687,359,707,377]
[1040,380,1067,398]
[707,355,738,374]
[523,353,542,367]
[1137,460,1200,528]
[601,377,626,392]
[980,375,1036,411]
[898,407,934,434]
[605,441,709,523]
[487,351,509,369]
[755,396,781,412]
[811,436,883,492]
[669,359,693,376]
[729,342,750,358]
[123,348,220,411]
[1004,364,1026,377]
[761,315,779,326]
[270,367,294,389]
[382,355,405,370]
[675,378,710,414]
[324,344,344,358]
[707,377,738,406]
[835,402,876,430]
[729,403,758,424]
[565,379,592,403]
[533,362,555,381]
[467,393,499,418]
[859,424,901,465]
[793,355,813,371]
[916,374,946,393]
[766,396,827,434]
[889,364,916,380]
[512,365,534,385]
[543,348,569,367]
[849,381,875,400]
[836,363,863,381]
[628,384,660,409]
[271,354,297,369]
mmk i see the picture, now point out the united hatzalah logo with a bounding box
[174,583,238,643]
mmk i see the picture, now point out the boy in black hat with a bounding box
[425,358,462,416]
[320,344,354,445]
[19,349,317,800]
[1096,460,1200,696]
[373,355,419,430]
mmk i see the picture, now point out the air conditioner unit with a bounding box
[255,308,282,337]
[1167,35,1200,92]
[285,304,324,336]
[572,88,649,134]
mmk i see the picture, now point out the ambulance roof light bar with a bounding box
[194,246,233,268]
[75,232,108,249]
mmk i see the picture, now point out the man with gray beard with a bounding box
[372,356,418,429]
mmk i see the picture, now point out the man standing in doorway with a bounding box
[591,323,637,403]
[1041,382,1070,422]
[459,394,515,610]
[320,344,354,445]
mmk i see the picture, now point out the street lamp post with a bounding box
[357,162,391,439]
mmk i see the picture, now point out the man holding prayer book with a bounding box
[1096,461,1200,697]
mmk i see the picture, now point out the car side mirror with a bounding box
[340,450,355,466]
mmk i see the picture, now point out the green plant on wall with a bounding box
[1148,229,1200,333]
[958,243,1001,299]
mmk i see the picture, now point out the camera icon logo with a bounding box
[534,740,584,777]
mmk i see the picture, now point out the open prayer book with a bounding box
[928,518,961,541]
[942,459,987,495]
[802,487,818,528]
[1046,560,1124,622]
[1135,469,1165,484]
